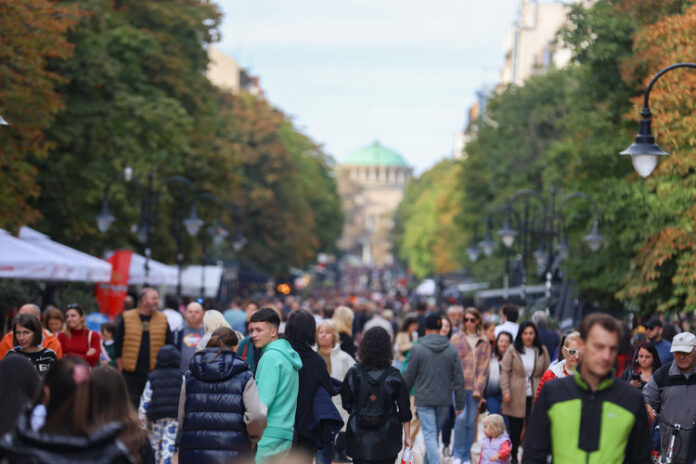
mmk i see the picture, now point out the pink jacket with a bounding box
[450,332,491,396]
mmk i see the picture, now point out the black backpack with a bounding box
[354,365,393,429]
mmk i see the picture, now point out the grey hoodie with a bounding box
[404,334,466,409]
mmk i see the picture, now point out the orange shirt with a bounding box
[0,328,63,360]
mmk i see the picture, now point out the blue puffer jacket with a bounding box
[147,344,182,422]
[179,347,253,463]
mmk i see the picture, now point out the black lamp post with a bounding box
[96,166,203,291]
[196,192,229,299]
[497,188,604,301]
[621,62,696,177]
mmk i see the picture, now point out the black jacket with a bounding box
[339,333,356,359]
[289,340,335,446]
[179,348,253,463]
[0,415,133,464]
[341,365,412,460]
[147,345,182,422]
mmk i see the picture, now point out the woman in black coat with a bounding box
[341,327,412,464]
[286,310,337,463]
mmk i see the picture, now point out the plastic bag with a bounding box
[401,447,414,464]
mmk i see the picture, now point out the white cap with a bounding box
[670,332,696,353]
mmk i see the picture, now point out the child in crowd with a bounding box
[479,414,511,464]
[100,322,116,367]
[138,345,182,464]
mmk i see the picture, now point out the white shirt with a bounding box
[494,321,519,340]
[521,347,536,396]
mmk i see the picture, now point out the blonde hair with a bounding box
[316,319,340,347]
[332,306,354,336]
[202,309,230,333]
[564,331,581,347]
[483,414,506,437]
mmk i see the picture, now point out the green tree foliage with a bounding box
[2,0,341,277]
[395,159,467,278]
[396,0,696,312]
[0,0,78,230]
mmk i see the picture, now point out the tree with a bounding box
[0,0,77,230]
[616,2,696,311]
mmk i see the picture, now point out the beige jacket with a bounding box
[500,345,549,418]
[395,332,415,362]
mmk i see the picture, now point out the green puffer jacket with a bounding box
[523,367,651,464]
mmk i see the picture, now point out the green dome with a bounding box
[343,141,409,167]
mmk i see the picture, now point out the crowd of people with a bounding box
[0,289,695,464]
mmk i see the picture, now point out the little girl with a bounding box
[479,414,512,464]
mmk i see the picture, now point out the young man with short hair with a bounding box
[524,313,651,463]
[250,307,302,464]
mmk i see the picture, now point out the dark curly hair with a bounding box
[358,327,393,370]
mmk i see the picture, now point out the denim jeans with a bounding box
[453,390,477,461]
[417,405,450,464]
[484,393,509,428]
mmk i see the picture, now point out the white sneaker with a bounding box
[452,459,462,464]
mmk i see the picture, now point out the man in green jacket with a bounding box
[250,307,302,464]
[524,313,651,464]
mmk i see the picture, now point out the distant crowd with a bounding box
[0,290,695,464]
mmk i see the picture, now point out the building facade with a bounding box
[337,142,413,267]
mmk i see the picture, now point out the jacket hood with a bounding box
[419,334,451,353]
[155,344,181,370]
[265,338,303,370]
[189,348,249,381]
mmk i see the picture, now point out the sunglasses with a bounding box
[564,347,579,357]
[65,303,83,311]
[464,317,477,323]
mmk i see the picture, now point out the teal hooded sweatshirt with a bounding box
[255,338,302,464]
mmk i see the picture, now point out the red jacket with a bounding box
[58,328,101,367]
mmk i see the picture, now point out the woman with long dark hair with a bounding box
[0,355,40,436]
[86,365,153,463]
[620,342,661,389]
[0,358,132,463]
[500,321,549,464]
[286,310,339,464]
[341,327,412,464]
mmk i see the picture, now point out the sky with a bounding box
[215,0,520,174]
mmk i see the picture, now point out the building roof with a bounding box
[343,141,409,167]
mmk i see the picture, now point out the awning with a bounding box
[165,264,223,298]
[19,226,112,282]
[106,252,179,286]
[0,228,74,280]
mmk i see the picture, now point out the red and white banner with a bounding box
[95,250,133,320]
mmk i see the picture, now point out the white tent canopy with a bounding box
[166,264,223,298]
[19,226,112,282]
[0,228,77,281]
[106,252,179,286]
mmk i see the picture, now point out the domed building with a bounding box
[337,142,413,266]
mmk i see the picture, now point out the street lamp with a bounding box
[97,167,201,290]
[0,115,9,126]
[498,188,604,300]
[497,217,518,249]
[621,62,696,177]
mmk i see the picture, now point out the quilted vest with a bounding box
[121,309,168,372]
[179,348,253,462]
[147,345,183,422]
[480,432,511,464]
